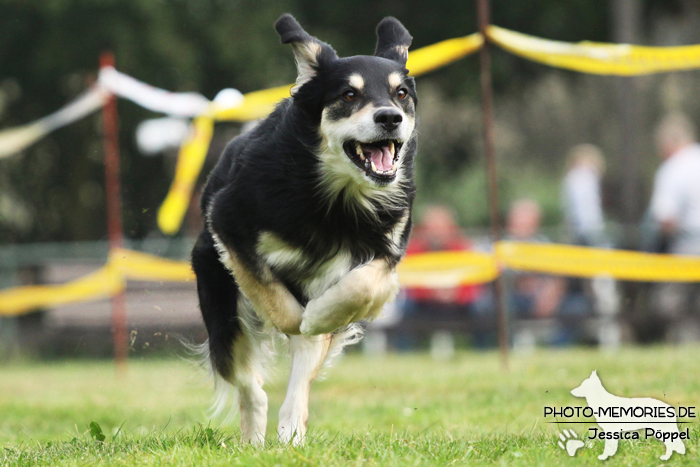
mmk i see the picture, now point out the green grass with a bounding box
[1,347,699,466]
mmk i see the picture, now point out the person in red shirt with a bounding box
[397,205,481,349]
[405,205,480,305]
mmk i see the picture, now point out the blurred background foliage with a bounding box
[0,0,698,243]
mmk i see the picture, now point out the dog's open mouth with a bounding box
[343,139,402,180]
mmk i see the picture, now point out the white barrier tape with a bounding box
[0,68,246,158]
[97,67,212,117]
[0,86,107,159]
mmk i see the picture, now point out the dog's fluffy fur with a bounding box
[191,14,417,444]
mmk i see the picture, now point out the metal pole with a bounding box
[100,51,128,368]
[477,0,509,369]
[612,0,642,244]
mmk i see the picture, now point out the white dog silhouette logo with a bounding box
[570,370,686,461]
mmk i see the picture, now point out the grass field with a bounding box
[1,346,699,466]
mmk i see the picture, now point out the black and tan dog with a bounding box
[191,13,417,444]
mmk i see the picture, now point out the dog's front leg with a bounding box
[300,259,399,335]
[224,247,303,334]
[278,334,332,445]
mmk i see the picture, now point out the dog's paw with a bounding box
[299,307,335,335]
[300,295,358,335]
[299,318,325,336]
[299,313,346,335]
[277,423,305,446]
[557,429,584,457]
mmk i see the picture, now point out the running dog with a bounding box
[191,14,417,444]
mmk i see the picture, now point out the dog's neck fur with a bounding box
[316,143,412,220]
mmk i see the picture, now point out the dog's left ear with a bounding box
[275,14,338,94]
[374,17,412,66]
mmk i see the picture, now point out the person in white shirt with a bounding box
[650,113,700,255]
[649,113,700,342]
[562,144,606,246]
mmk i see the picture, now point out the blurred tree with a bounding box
[0,0,296,242]
[0,0,693,243]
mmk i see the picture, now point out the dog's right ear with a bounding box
[275,14,338,94]
[374,17,412,66]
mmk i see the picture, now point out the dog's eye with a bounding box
[342,90,357,101]
[397,88,408,100]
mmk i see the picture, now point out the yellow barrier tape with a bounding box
[157,116,215,235]
[213,84,293,122]
[0,123,47,160]
[397,250,498,288]
[2,243,700,316]
[157,34,484,235]
[111,248,194,282]
[488,25,700,75]
[0,248,194,316]
[405,33,484,76]
[497,241,700,282]
[0,264,124,317]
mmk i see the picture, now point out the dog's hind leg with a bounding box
[230,307,270,445]
[278,334,332,445]
[192,231,269,444]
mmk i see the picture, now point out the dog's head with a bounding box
[276,14,417,189]
[570,370,602,398]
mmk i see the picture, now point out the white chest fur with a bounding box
[256,232,354,300]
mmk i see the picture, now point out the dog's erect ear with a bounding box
[275,14,338,94]
[374,17,412,66]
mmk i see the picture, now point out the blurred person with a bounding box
[475,199,590,346]
[507,199,548,243]
[397,205,481,349]
[649,113,700,255]
[406,205,480,304]
[648,113,700,341]
[561,145,614,342]
[562,144,606,246]
[504,199,566,320]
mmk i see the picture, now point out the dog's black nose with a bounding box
[374,109,403,131]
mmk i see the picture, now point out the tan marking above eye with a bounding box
[388,72,403,88]
[348,74,365,90]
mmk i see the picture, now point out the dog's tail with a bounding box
[191,230,242,381]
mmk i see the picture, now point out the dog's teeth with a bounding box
[355,142,363,156]
[389,141,395,156]
[370,160,377,172]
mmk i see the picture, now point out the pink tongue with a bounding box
[364,146,393,171]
